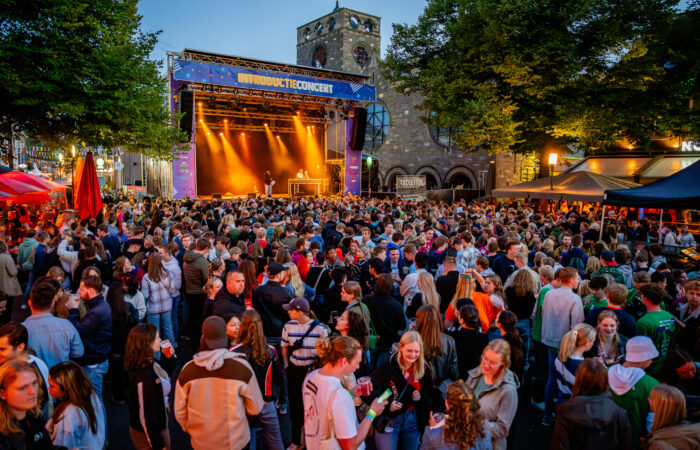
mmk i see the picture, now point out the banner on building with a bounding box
[396,175,427,201]
[173,59,376,102]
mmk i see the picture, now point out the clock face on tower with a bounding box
[312,45,327,69]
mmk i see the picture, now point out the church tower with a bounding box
[296,2,381,76]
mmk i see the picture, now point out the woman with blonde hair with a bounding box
[0,360,52,448]
[466,339,518,450]
[584,256,602,281]
[406,272,441,319]
[555,323,596,401]
[415,305,458,398]
[646,384,700,449]
[283,263,315,300]
[585,310,627,366]
[340,281,371,329]
[47,361,105,449]
[445,273,498,333]
[141,252,176,346]
[371,331,435,450]
[419,380,490,450]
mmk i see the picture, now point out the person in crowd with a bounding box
[637,283,679,377]
[207,269,246,322]
[159,243,183,339]
[406,272,441,320]
[370,331,436,450]
[174,316,263,449]
[363,273,407,369]
[593,250,626,285]
[402,252,429,307]
[0,360,52,449]
[582,275,608,313]
[46,361,105,449]
[283,262,315,301]
[281,298,328,450]
[302,336,387,449]
[587,281,638,338]
[239,259,259,308]
[415,305,458,398]
[646,383,700,449]
[584,309,627,366]
[492,240,518,284]
[554,323,596,402]
[0,241,22,322]
[660,349,700,421]
[450,304,488,380]
[226,315,240,345]
[141,252,176,349]
[445,273,497,333]
[419,380,491,450]
[494,311,525,378]
[551,358,632,450]
[105,280,138,405]
[183,238,211,352]
[340,281,371,330]
[123,276,147,322]
[504,268,536,364]
[67,275,112,402]
[23,278,84,369]
[466,339,519,450]
[252,262,293,342]
[608,336,660,444]
[124,323,171,450]
[334,309,370,376]
[230,310,285,450]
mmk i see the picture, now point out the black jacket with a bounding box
[207,286,246,322]
[436,271,459,314]
[252,281,293,338]
[369,355,441,430]
[448,327,488,380]
[425,334,459,394]
[551,392,632,450]
[230,343,284,403]
[362,293,406,349]
[0,414,52,450]
[128,364,168,450]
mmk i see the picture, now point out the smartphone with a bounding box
[378,389,392,403]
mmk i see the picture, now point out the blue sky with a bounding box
[137,0,428,66]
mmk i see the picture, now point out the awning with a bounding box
[566,154,700,184]
[492,171,640,202]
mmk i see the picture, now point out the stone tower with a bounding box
[296,4,380,76]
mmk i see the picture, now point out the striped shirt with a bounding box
[554,355,584,399]
[281,320,328,366]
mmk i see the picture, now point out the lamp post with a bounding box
[70,145,76,208]
[548,152,558,190]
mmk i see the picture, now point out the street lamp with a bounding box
[71,145,76,208]
[548,152,558,190]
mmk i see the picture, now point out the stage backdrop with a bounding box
[195,128,325,196]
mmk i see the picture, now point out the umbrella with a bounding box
[75,152,103,219]
[0,171,66,192]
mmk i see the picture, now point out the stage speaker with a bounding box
[179,89,195,141]
[247,193,257,198]
[212,193,222,199]
[349,107,367,151]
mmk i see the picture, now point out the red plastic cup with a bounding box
[160,340,175,358]
[357,376,372,397]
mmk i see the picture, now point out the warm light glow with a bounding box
[276,135,280,139]
[71,145,75,158]
[199,119,203,122]
[241,133,246,137]
[197,102,202,106]
[207,132,210,135]
[219,132,223,136]
[96,158,105,168]
[58,154,63,162]
[548,152,558,166]
[264,123,268,127]
[223,119,228,122]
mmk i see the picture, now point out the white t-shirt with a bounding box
[302,370,364,450]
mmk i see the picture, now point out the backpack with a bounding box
[567,256,586,276]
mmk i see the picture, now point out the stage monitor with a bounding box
[195,127,325,196]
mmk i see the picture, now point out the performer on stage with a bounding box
[296,169,305,179]
[264,170,273,197]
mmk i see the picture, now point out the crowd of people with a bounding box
[0,195,698,450]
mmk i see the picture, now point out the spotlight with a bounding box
[276,135,280,139]
[207,132,210,135]
[199,119,203,122]
[264,123,268,127]
[241,133,246,137]
[219,132,223,136]
[223,118,228,123]
[197,102,203,106]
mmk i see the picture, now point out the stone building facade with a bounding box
[296,5,535,192]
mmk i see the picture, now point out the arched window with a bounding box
[304,28,311,41]
[349,16,359,28]
[312,45,327,68]
[428,111,457,149]
[364,102,390,151]
[328,17,336,31]
[364,20,373,32]
[354,46,370,68]
[316,22,323,35]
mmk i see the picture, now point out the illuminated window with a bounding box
[312,45,327,69]
[364,20,373,32]
[365,102,390,151]
[428,112,457,149]
[316,23,323,35]
[304,28,311,41]
[349,16,359,28]
[328,17,336,31]
[353,46,370,68]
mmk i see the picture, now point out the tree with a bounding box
[382,0,699,155]
[0,0,188,164]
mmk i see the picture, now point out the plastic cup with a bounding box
[160,340,175,358]
[357,377,372,396]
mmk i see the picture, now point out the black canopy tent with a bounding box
[604,160,700,210]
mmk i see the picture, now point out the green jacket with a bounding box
[593,267,626,285]
[531,285,552,342]
[608,364,659,444]
[17,237,38,271]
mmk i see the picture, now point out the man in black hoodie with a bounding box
[206,270,246,322]
[252,263,292,342]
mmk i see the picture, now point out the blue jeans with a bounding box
[249,401,284,450]
[22,272,34,303]
[170,295,181,343]
[83,360,109,400]
[544,347,559,419]
[369,347,391,372]
[374,408,419,450]
[148,310,175,349]
[516,318,532,370]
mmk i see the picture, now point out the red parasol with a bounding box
[75,152,103,219]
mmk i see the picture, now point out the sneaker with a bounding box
[530,398,545,411]
[541,415,555,427]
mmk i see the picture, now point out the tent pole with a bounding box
[599,204,606,242]
[659,209,664,243]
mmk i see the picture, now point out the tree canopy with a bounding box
[382,0,700,155]
[0,0,187,162]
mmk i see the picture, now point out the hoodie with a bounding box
[608,364,659,442]
[552,392,632,450]
[466,367,519,450]
[18,237,38,271]
[182,251,209,295]
[174,349,264,449]
[647,422,700,450]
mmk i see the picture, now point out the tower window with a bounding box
[349,16,359,28]
[328,17,336,31]
[365,102,390,151]
[353,46,370,68]
[428,112,457,149]
[316,22,323,35]
[304,28,311,41]
[364,20,373,32]
[312,45,327,69]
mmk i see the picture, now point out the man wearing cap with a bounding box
[174,316,264,450]
[608,336,660,443]
[592,250,626,285]
[205,270,246,322]
[252,262,293,341]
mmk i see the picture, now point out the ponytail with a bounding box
[558,323,596,363]
[316,336,361,367]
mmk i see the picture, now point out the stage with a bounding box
[167,49,376,199]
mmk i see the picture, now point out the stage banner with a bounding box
[173,59,376,102]
[170,75,196,199]
[396,175,427,201]
[345,109,362,196]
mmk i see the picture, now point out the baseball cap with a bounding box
[268,262,289,276]
[282,297,310,313]
[601,250,616,265]
[625,336,659,363]
[201,316,229,350]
